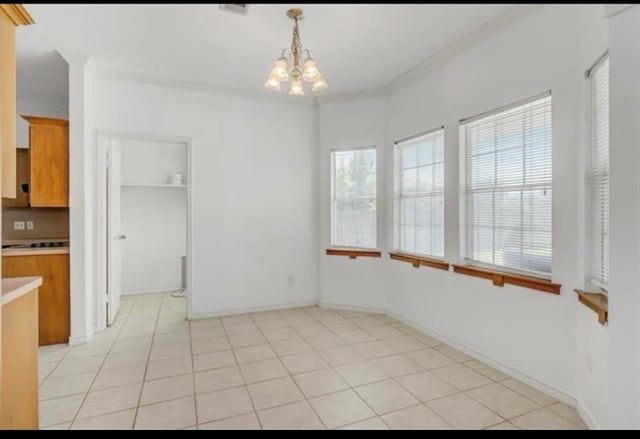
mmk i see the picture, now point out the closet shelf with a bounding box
[121,183,186,188]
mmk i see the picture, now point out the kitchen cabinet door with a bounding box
[24,116,69,207]
[2,254,70,346]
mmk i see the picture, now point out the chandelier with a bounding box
[264,8,328,96]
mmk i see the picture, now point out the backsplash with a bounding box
[3,208,69,241]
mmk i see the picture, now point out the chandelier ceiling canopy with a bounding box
[264,8,328,96]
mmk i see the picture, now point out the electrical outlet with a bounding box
[26,220,34,230]
[13,221,25,231]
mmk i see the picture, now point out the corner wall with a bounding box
[317,5,610,425]
[317,95,388,311]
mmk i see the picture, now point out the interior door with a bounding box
[107,140,123,326]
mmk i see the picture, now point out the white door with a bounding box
[107,140,123,326]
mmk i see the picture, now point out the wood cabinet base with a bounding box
[2,254,70,345]
[1,288,39,429]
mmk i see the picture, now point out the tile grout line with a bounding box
[302,308,450,430]
[130,293,165,429]
[187,301,199,429]
[251,309,328,430]
[61,295,136,429]
[220,317,264,430]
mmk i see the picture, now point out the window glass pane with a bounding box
[331,148,377,249]
[463,94,552,275]
[396,129,445,258]
[590,57,609,287]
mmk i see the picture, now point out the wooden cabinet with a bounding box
[2,254,70,346]
[2,148,29,207]
[1,285,39,429]
[0,5,33,200]
[0,8,16,199]
[22,116,69,207]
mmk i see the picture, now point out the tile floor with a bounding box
[38,293,587,430]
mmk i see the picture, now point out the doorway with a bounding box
[97,132,192,330]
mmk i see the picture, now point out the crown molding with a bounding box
[97,68,317,107]
[604,4,635,18]
[0,4,35,26]
[316,5,543,104]
[314,86,387,105]
[384,4,543,95]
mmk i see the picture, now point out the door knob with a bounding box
[117,235,127,240]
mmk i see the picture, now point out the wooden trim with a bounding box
[575,289,608,325]
[0,5,34,26]
[452,264,561,295]
[325,248,381,259]
[21,115,68,126]
[389,252,449,271]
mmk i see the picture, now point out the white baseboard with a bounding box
[576,399,600,430]
[318,301,386,315]
[122,288,181,296]
[68,334,91,346]
[188,300,318,320]
[385,310,577,408]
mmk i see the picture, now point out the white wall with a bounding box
[574,6,610,429]
[65,54,97,345]
[606,5,640,429]
[120,140,187,294]
[317,5,612,415]
[93,76,318,316]
[317,96,388,311]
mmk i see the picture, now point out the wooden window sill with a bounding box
[452,264,561,295]
[575,289,608,324]
[389,252,449,271]
[325,248,382,259]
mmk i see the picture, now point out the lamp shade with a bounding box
[288,78,304,96]
[302,57,320,82]
[264,74,281,91]
[312,75,328,92]
[271,56,289,82]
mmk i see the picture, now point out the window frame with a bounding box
[459,91,553,279]
[393,126,446,260]
[586,52,610,294]
[329,145,378,250]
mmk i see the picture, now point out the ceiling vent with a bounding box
[219,4,249,15]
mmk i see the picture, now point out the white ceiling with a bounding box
[16,4,515,98]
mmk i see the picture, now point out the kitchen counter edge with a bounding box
[1,276,43,306]
[2,247,70,257]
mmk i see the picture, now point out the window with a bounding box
[396,128,445,258]
[589,55,609,289]
[331,147,377,249]
[461,93,553,275]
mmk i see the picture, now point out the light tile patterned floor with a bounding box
[38,293,587,430]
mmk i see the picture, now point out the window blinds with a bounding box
[590,56,609,288]
[397,128,445,258]
[462,93,552,275]
[331,148,377,249]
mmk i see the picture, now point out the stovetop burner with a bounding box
[29,242,67,248]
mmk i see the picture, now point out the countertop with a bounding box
[1,276,42,306]
[2,247,69,257]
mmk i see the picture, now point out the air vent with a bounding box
[219,4,249,15]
